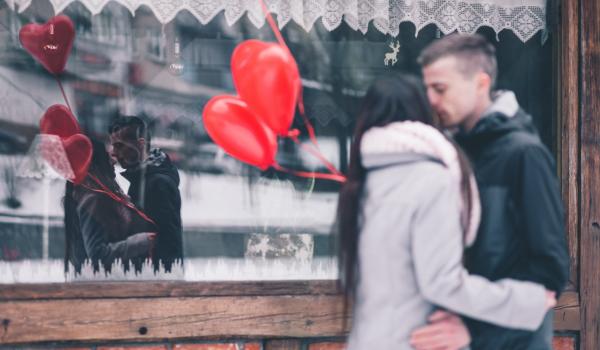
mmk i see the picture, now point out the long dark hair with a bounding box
[63,138,123,272]
[337,74,474,321]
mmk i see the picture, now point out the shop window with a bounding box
[0,0,555,283]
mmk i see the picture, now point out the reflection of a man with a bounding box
[64,139,156,274]
[109,116,184,272]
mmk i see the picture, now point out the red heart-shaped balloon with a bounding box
[40,104,80,139]
[203,95,277,170]
[231,40,300,136]
[39,133,92,184]
[62,134,92,184]
[19,15,75,75]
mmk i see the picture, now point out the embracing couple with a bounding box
[64,117,183,275]
[339,34,569,350]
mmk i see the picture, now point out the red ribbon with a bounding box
[258,0,287,49]
[273,163,346,183]
[55,76,72,111]
[258,0,346,182]
[82,174,157,226]
[286,129,344,177]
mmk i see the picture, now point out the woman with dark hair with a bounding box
[64,139,157,274]
[338,75,556,349]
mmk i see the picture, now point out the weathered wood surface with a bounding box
[0,291,578,345]
[0,280,341,301]
[557,0,580,292]
[0,295,348,344]
[580,0,600,348]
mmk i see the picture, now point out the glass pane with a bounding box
[0,0,554,282]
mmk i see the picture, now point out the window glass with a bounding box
[0,0,554,282]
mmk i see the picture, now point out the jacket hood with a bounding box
[360,121,456,171]
[360,121,480,247]
[122,148,180,186]
[460,90,537,141]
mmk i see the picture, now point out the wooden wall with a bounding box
[579,0,600,349]
[0,281,580,346]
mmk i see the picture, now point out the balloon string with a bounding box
[287,130,343,177]
[296,91,320,149]
[258,0,286,48]
[273,163,346,183]
[257,0,319,146]
[257,0,344,179]
[55,76,72,111]
[83,174,157,226]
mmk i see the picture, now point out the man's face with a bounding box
[109,130,144,170]
[422,56,481,129]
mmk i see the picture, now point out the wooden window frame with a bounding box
[555,0,600,348]
[0,281,579,345]
[577,0,600,349]
[0,1,593,346]
[0,281,348,344]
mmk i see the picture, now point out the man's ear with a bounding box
[477,72,492,95]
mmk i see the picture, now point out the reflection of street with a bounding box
[0,165,339,267]
[0,3,349,282]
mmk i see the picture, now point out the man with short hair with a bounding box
[410,34,569,350]
[109,116,183,272]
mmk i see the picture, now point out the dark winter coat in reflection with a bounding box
[64,139,157,275]
[121,148,183,272]
[64,179,157,274]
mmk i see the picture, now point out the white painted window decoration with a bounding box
[7,0,547,43]
[384,40,401,66]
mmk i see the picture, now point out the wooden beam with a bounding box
[557,0,581,292]
[580,0,600,348]
[0,295,348,345]
[0,280,340,301]
[0,291,578,345]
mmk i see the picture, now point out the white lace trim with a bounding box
[8,0,547,42]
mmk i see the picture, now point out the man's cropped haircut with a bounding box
[418,33,498,89]
[109,116,151,150]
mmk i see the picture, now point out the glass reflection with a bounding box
[0,0,554,282]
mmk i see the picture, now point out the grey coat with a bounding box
[346,152,548,350]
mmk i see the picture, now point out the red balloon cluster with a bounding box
[19,15,91,184]
[202,40,300,170]
[39,105,92,184]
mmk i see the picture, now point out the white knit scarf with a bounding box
[361,121,480,247]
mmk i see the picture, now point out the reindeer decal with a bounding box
[384,41,401,66]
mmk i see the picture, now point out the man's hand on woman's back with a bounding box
[545,291,557,309]
[410,310,470,350]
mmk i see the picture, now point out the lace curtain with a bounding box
[7,0,547,42]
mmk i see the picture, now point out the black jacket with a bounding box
[122,150,183,272]
[456,101,569,349]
